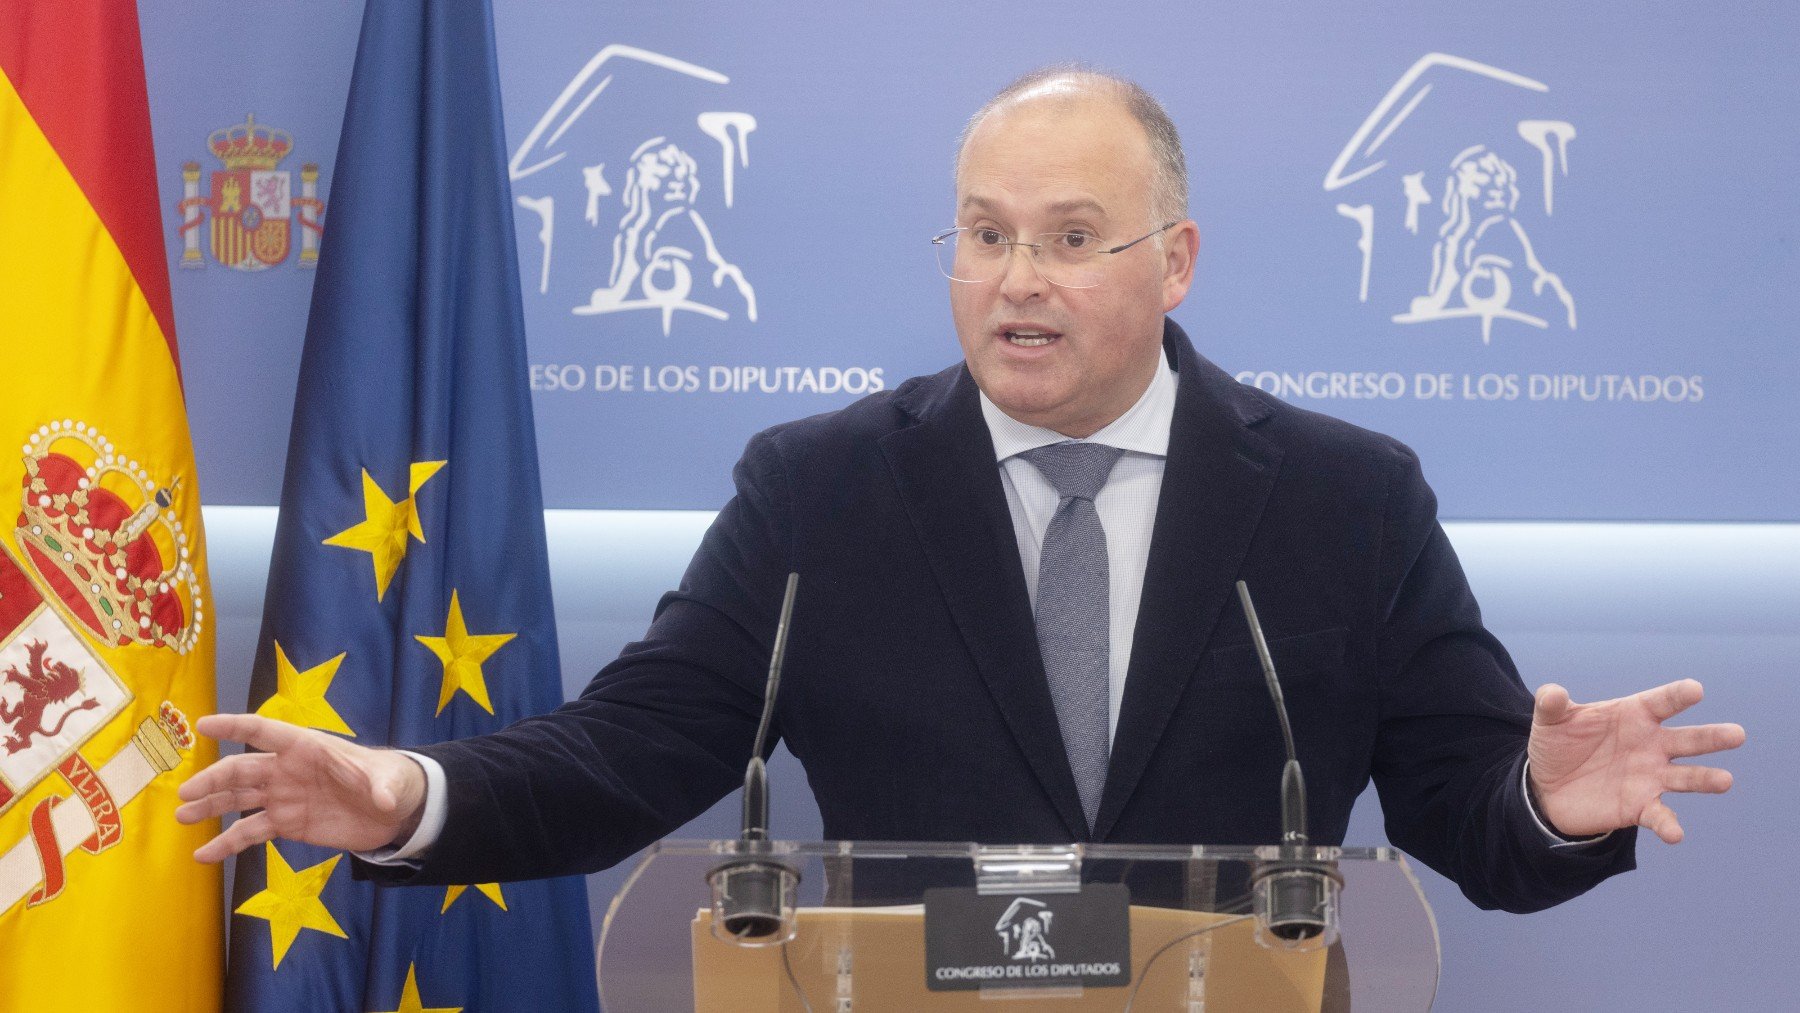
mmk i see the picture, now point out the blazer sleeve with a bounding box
[1367,443,1636,913]
[358,431,796,886]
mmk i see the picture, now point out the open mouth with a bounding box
[1003,330,1060,348]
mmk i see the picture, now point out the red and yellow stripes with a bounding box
[0,0,178,366]
[1,2,221,1010]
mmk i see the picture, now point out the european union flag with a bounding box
[224,1,599,1009]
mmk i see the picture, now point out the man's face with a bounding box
[951,90,1197,437]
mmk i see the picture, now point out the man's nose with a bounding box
[997,242,1050,303]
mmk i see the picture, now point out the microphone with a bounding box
[707,573,802,944]
[1235,580,1341,950]
[742,572,798,842]
[1236,581,1307,849]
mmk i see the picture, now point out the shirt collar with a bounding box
[978,350,1177,463]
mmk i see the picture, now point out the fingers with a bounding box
[177,751,273,802]
[1662,763,1734,794]
[175,786,267,825]
[1641,678,1705,722]
[1532,683,1573,725]
[195,713,307,753]
[1664,722,1747,759]
[194,811,277,864]
[1637,799,1684,845]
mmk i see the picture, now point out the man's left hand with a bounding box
[1528,678,1745,843]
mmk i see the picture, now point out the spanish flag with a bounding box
[0,3,222,1010]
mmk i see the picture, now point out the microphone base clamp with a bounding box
[1250,852,1343,952]
[706,842,801,947]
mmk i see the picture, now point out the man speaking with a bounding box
[179,68,1743,914]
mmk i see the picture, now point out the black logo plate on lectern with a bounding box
[922,883,1130,991]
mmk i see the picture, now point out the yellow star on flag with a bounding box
[254,641,355,736]
[323,461,446,600]
[440,882,508,914]
[235,843,348,969]
[414,589,515,716]
[369,964,461,1013]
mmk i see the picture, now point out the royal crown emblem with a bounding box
[209,112,294,171]
[0,421,204,914]
[13,420,203,654]
[175,113,325,271]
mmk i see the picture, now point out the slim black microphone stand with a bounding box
[1236,580,1343,949]
[707,573,802,944]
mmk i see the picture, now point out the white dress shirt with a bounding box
[978,352,1177,748]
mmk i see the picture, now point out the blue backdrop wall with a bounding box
[138,1,1796,1009]
[148,0,1799,519]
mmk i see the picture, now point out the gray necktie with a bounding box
[1020,441,1125,832]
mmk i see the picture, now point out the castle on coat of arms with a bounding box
[175,113,325,271]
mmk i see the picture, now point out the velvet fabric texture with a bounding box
[368,319,1635,914]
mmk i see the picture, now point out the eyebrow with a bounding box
[958,195,1110,218]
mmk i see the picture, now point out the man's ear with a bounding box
[1161,220,1201,312]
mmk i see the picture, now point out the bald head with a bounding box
[956,66,1189,227]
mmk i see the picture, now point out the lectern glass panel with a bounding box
[597,841,1439,1012]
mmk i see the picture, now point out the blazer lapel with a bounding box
[1093,323,1283,840]
[880,366,1090,840]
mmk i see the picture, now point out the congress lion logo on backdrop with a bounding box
[1325,54,1579,345]
[510,45,759,336]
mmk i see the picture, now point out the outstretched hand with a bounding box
[176,713,428,863]
[1528,679,1745,844]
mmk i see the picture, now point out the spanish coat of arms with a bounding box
[0,421,199,911]
[175,113,325,271]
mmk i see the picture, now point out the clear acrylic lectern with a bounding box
[596,840,1439,1011]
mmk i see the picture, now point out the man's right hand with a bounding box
[176,713,427,863]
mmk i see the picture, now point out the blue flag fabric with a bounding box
[224,1,599,1010]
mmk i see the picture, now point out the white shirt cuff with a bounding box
[1522,759,1612,849]
[354,750,447,866]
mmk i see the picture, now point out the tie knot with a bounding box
[1020,442,1125,502]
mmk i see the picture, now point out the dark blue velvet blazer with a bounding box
[385,319,1633,913]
